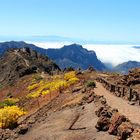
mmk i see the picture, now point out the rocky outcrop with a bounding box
[0,47,60,85]
[94,95,134,140]
[108,112,126,135]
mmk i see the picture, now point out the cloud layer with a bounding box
[29,42,140,66]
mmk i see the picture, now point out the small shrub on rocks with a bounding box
[87,81,96,88]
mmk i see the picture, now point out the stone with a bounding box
[128,101,135,105]
[108,112,126,135]
[81,88,86,93]
[17,124,28,134]
[95,106,104,117]
[95,106,113,118]
[27,118,36,124]
[87,95,94,103]
[95,116,110,131]
[117,122,134,140]
[99,96,107,105]
[72,86,83,93]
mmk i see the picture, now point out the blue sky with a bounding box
[0,0,140,43]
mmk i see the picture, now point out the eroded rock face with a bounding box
[0,47,60,85]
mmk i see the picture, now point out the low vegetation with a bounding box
[0,71,80,129]
[0,98,19,108]
[27,71,79,99]
[86,81,96,88]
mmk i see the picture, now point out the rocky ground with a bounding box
[1,71,140,140]
[0,83,139,139]
[105,68,140,91]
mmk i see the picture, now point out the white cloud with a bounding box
[28,41,72,49]
[28,41,140,66]
[83,44,140,66]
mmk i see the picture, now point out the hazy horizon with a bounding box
[0,0,140,43]
[0,0,140,67]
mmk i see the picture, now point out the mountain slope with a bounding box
[0,41,47,56]
[113,61,140,74]
[0,47,60,85]
[46,44,106,71]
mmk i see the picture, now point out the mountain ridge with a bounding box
[0,41,107,71]
[46,43,106,71]
[113,60,140,74]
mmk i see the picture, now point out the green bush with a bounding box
[0,98,19,108]
[87,81,96,88]
[0,102,7,108]
[34,75,43,81]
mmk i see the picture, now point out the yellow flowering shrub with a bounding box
[26,92,40,98]
[27,83,39,91]
[52,75,62,80]
[0,106,26,129]
[64,71,76,81]
[27,71,79,99]
[67,77,79,85]
[42,90,50,96]
[27,80,43,91]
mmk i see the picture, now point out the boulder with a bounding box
[117,122,133,140]
[95,106,117,118]
[17,124,28,134]
[72,86,83,93]
[87,95,94,103]
[95,116,110,131]
[108,112,126,135]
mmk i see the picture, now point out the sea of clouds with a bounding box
[29,42,140,67]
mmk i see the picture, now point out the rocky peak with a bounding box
[46,44,106,71]
[63,44,83,50]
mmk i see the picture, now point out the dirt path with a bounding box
[18,103,116,140]
[94,82,140,125]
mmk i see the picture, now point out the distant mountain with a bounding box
[113,61,140,74]
[46,44,106,71]
[0,41,106,71]
[0,47,60,85]
[0,41,48,56]
[133,46,140,49]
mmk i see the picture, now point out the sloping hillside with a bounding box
[0,47,60,85]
